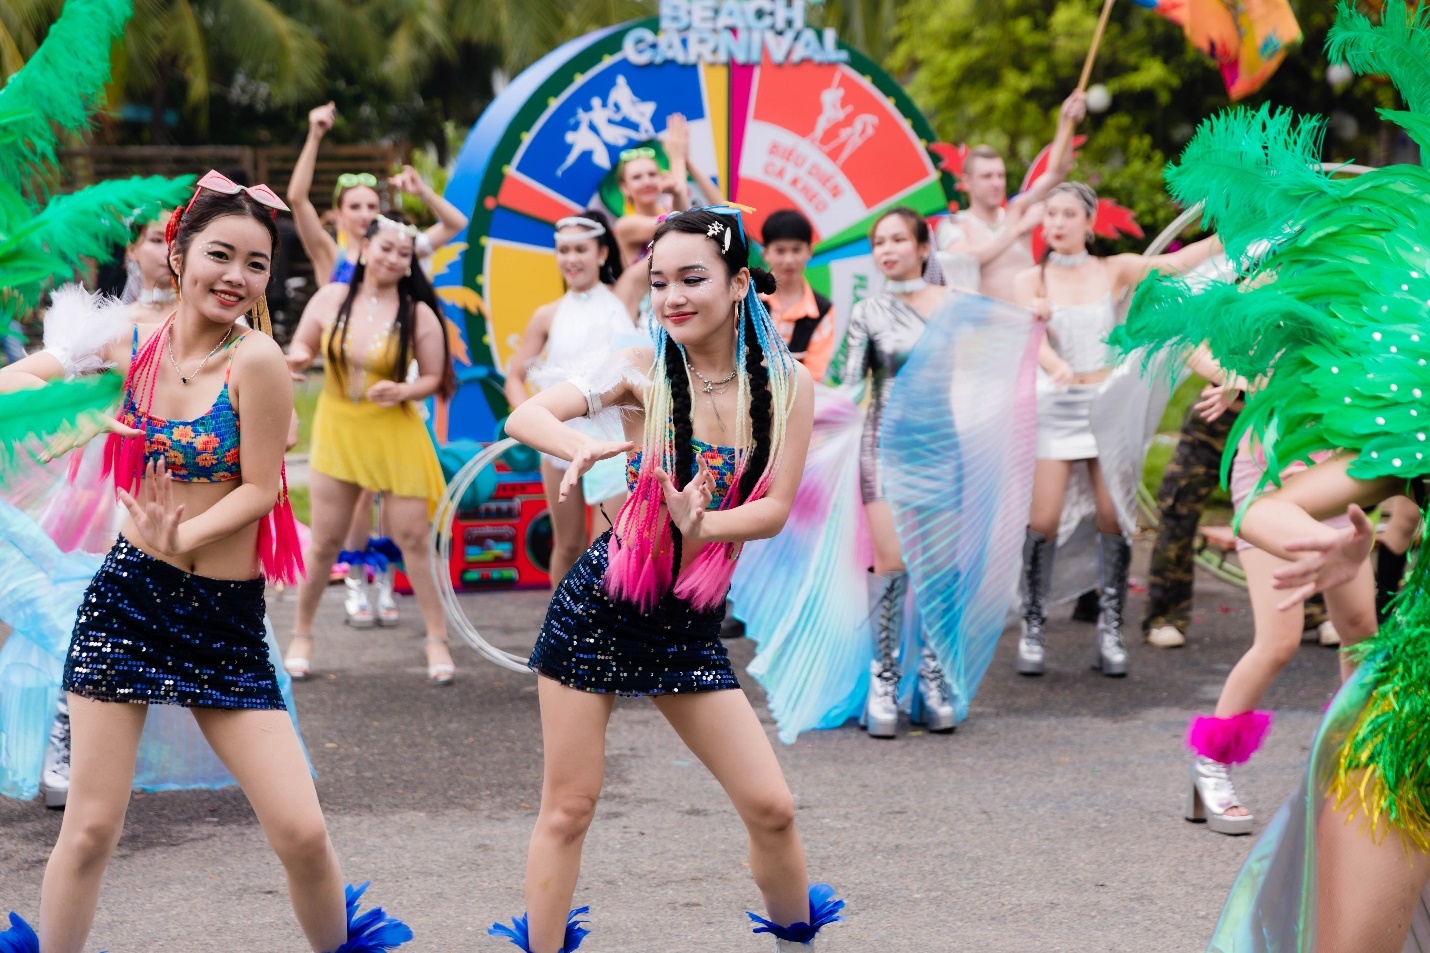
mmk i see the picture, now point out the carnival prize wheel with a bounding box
[435,17,956,442]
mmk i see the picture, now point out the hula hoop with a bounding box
[431,437,534,673]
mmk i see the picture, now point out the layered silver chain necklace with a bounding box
[687,362,738,433]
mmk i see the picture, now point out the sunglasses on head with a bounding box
[333,172,380,204]
[167,170,290,242]
[618,147,658,165]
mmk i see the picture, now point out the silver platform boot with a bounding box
[861,571,906,739]
[374,564,400,626]
[1017,530,1055,675]
[1186,757,1254,835]
[343,572,375,628]
[913,647,956,733]
[39,697,70,809]
[1092,533,1130,677]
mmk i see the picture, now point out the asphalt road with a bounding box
[0,540,1341,952]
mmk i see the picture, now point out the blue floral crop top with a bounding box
[119,328,244,483]
[626,438,740,510]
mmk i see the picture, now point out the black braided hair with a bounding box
[648,209,779,512]
[738,304,773,503]
[663,334,695,573]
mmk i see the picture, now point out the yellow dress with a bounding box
[310,323,446,511]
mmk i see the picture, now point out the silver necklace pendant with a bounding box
[167,325,232,385]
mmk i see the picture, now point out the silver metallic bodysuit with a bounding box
[843,293,929,503]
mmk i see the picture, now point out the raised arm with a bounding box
[684,153,726,207]
[287,102,341,285]
[661,114,691,211]
[1109,234,1223,296]
[1012,90,1088,212]
[502,303,556,409]
[943,202,1044,266]
[389,164,469,251]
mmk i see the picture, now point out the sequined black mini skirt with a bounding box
[530,531,739,696]
[63,536,285,710]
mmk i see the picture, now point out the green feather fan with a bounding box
[0,0,134,192]
[0,0,193,324]
[0,175,195,323]
[1114,0,1430,849]
[1327,0,1430,120]
[0,373,122,473]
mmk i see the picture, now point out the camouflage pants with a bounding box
[1142,405,1328,634]
[1142,405,1238,634]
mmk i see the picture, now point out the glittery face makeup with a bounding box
[650,232,745,346]
[172,215,272,325]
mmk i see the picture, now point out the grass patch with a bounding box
[292,375,322,457]
[287,482,311,527]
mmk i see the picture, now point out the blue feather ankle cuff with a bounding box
[0,913,39,953]
[747,884,845,944]
[327,882,414,953]
[488,906,590,952]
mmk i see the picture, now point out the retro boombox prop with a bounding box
[393,445,557,594]
[446,459,553,590]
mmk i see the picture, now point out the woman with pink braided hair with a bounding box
[491,207,842,953]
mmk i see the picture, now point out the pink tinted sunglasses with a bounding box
[168,170,290,242]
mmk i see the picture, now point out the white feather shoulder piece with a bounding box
[42,284,133,378]
[547,350,653,435]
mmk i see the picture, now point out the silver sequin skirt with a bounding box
[530,531,739,695]
[1036,383,1100,460]
[63,536,284,709]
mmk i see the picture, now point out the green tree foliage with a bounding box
[889,0,1403,244]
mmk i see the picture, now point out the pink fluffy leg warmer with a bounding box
[1186,710,1273,765]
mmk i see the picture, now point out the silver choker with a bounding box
[1047,251,1090,268]
[885,277,928,294]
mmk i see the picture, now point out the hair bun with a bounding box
[749,266,777,296]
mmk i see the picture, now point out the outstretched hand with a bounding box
[117,458,187,556]
[40,413,142,463]
[655,454,714,539]
[559,439,636,503]
[1271,504,1374,610]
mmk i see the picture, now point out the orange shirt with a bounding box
[762,280,835,382]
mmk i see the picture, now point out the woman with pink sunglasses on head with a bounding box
[0,172,412,953]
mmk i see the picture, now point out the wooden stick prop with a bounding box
[1050,0,1115,173]
[1079,0,1116,92]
